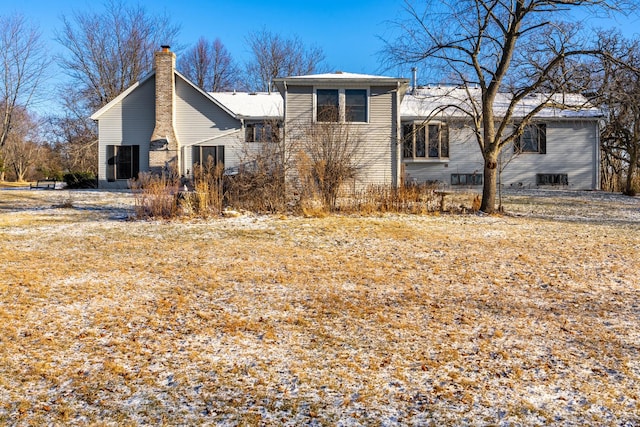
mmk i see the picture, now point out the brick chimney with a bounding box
[150,45,179,175]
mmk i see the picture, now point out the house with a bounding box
[90,45,282,188]
[92,46,602,191]
[401,87,602,189]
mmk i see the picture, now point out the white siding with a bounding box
[357,86,396,186]
[175,78,244,172]
[404,120,599,190]
[97,76,154,188]
[284,85,398,189]
[501,120,599,190]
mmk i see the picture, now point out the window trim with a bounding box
[314,87,370,123]
[451,173,483,186]
[245,122,281,143]
[515,123,547,154]
[192,145,225,169]
[402,121,449,161]
[536,173,568,186]
[107,144,139,181]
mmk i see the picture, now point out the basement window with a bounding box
[107,145,139,181]
[536,173,568,186]
[451,173,482,186]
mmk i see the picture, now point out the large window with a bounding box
[193,145,225,168]
[245,122,281,142]
[316,89,339,122]
[107,145,139,181]
[345,89,367,122]
[403,122,449,160]
[316,88,368,122]
[515,123,546,154]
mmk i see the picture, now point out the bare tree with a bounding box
[178,37,239,92]
[290,111,364,211]
[0,14,49,149]
[245,29,326,92]
[56,0,180,112]
[593,32,640,196]
[386,0,628,212]
[1,106,44,182]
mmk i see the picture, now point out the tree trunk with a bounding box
[624,143,638,195]
[480,153,498,213]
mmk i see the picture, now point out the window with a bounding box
[246,122,280,142]
[451,173,483,186]
[316,88,368,122]
[193,145,225,168]
[537,173,568,186]
[316,89,339,122]
[107,145,139,181]
[345,89,367,122]
[403,122,449,160]
[515,123,546,154]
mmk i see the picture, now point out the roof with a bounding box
[282,71,407,81]
[91,70,237,121]
[90,72,155,120]
[273,71,410,94]
[401,87,602,120]
[210,92,283,120]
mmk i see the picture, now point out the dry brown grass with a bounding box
[0,189,639,425]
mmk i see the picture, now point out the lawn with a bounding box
[0,189,638,425]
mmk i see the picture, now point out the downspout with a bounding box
[395,81,402,188]
[595,119,601,190]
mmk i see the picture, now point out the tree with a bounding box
[56,0,180,112]
[245,29,326,92]
[290,110,365,211]
[386,0,626,212]
[55,0,179,177]
[0,14,49,149]
[1,106,44,182]
[178,37,239,92]
[593,32,640,196]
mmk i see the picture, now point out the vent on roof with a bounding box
[249,92,257,95]
[335,71,343,74]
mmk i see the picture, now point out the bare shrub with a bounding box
[289,113,364,212]
[191,159,224,217]
[131,172,180,219]
[340,183,443,214]
[224,138,286,213]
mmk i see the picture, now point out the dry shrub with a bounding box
[191,160,224,217]
[132,160,224,219]
[224,162,286,213]
[339,183,443,214]
[471,194,481,212]
[131,172,180,219]
[291,150,325,214]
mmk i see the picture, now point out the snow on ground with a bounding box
[0,188,638,425]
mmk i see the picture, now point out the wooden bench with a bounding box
[30,179,58,190]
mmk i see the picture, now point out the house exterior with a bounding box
[90,46,282,188]
[92,46,602,191]
[272,72,409,189]
[401,88,602,190]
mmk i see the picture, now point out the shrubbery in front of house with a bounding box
[63,172,97,189]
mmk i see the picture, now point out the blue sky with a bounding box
[4,0,640,113]
[8,0,407,74]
